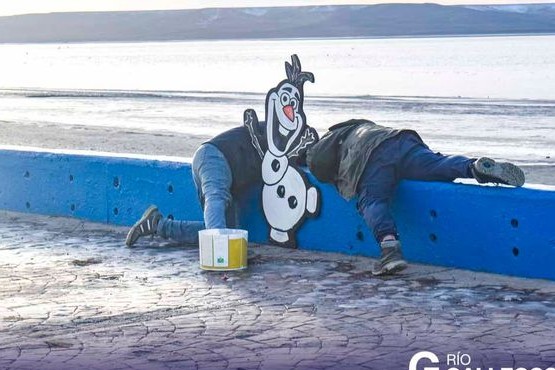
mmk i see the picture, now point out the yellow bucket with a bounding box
[198,229,248,271]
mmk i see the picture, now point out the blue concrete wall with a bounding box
[0,148,203,226]
[1,147,555,281]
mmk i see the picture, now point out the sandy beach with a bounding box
[0,120,208,158]
[2,119,554,186]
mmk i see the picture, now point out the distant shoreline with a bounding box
[2,87,555,104]
[1,32,555,46]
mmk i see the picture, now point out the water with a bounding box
[0,35,554,166]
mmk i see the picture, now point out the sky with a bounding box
[0,0,554,16]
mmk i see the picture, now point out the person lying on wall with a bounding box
[125,124,265,247]
[306,118,525,276]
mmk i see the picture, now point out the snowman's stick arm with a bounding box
[244,109,265,159]
[287,127,317,159]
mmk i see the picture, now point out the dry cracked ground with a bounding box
[1,211,555,370]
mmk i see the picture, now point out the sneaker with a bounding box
[125,205,162,247]
[372,239,408,276]
[471,157,525,187]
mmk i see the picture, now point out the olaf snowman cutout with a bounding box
[244,55,320,247]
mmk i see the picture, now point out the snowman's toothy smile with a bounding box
[277,111,297,136]
[278,122,290,136]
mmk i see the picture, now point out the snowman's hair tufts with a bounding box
[285,54,314,89]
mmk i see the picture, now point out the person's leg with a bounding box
[356,159,398,243]
[471,157,525,187]
[195,144,233,229]
[399,134,474,182]
[156,218,205,245]
[358,162,407,275]
[125,205,164,247]
[156,144,233,244]
[398,134,525,186]
[356,140,408,275]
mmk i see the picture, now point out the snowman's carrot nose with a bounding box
[283,105,294,122]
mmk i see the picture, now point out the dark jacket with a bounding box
[206,126,263,194]
[308,119,420,199]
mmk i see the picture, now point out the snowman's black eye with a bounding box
[288,196,298,209]
[280,93,290,105]
[277,185,285,198]
[291,99,298,109]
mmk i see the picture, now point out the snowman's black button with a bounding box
[288,196,298,209]
[272,159,280,172]
[277,185,285,198]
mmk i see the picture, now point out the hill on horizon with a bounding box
[1,3,555,43]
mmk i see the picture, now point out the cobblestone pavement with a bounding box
[1,211,555,370]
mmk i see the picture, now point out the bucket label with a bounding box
[213,234,229,267]
[199,232,213,267]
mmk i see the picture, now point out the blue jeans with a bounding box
[156,144,236,245]
[356,133,474,242]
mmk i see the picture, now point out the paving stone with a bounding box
[2,210,555,370]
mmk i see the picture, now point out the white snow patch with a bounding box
[466,4,555,14]
[242,8,268,16]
